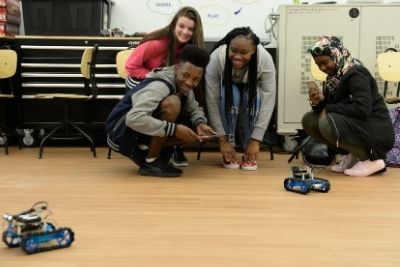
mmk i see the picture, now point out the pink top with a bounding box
[125,37,184,80]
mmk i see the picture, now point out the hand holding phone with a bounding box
[307,81,320,95]
[199,133,223,141]
[307,81,324,105]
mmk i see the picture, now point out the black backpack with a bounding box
[288,136,336,166]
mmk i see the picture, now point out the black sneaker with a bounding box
[139,157,183,177]
[171,146,189,167]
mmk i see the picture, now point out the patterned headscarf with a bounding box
[308,36,362,92]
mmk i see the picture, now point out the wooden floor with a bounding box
[1,146,400,267]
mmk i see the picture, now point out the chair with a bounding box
[37,44,99,158]
[0,47,18,155]
[115,49,133,80]
[261,109,280,160]
[107,48,134,159]
[310,59,327,84]
[377,48,400,104]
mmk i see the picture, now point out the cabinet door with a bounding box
[359,5,400,98]
[277,5,360,134]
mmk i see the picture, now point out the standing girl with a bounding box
[205,27,276,170]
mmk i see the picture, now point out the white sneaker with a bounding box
[344,159,386,177]
[241,160,258,171]
[331,154,358,173]
[222,158,240,169]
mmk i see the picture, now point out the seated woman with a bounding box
[205,27,276,170]
[303,36,394,176]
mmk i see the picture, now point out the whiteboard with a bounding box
[111,0,292,42]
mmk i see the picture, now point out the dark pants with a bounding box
[301,111,369,160]
[108,106,174,167]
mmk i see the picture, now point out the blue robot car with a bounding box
[284,165,331,194]
[2,201,74,254]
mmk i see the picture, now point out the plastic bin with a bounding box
[21,0,114,36]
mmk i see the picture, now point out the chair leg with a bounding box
[269,144,274,160]
[1,131,8,155]
[17,133,23,150]
[39,122,64,159]
[0,124,18,155]
[197,142,205,160]
[39,119,96,158]
[107,147,112,159]
[66,119,96,158]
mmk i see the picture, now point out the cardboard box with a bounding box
[0,21,20,36]
[0,7,21,24]
[0,0,20,9]
[21,0,113,36]
[0,0,20,24]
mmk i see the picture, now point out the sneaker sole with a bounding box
[344,166,386,177]
[139,169,182,177]
[373,167,387,175]
[171,161,189,167]
[241,166,258,171]
[223,163,240,170]
[330,167,345,173]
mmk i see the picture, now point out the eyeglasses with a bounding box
[309,46,332,58]
[308,46,323,57]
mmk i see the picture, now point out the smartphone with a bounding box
[307,81,319,93]
[199,134,223,140]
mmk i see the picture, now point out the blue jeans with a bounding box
[219,84,261,149]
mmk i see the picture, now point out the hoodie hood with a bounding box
[146,66,177,93]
